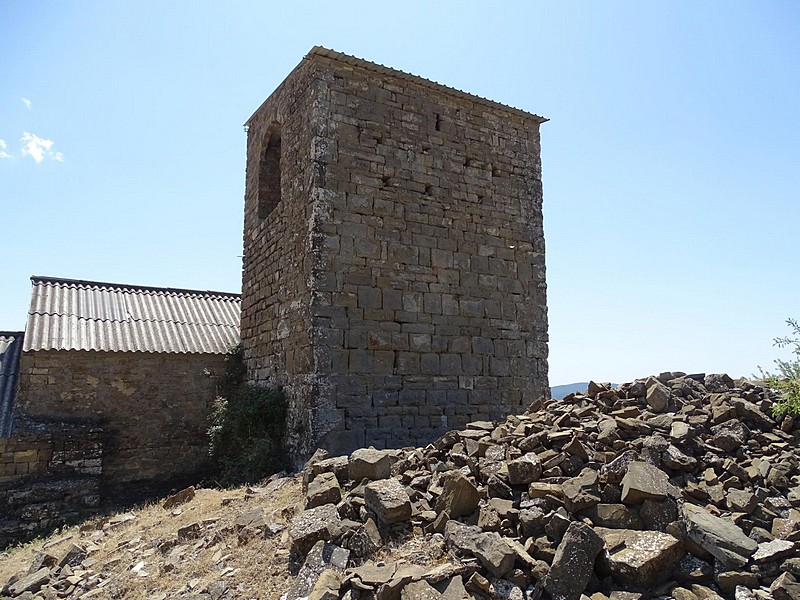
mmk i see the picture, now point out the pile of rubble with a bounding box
[2,372,798,600]
[285,373,799,600]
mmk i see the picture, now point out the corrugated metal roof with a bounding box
[247,46,548,127]
[24,277,241,354]
[0,332,23,436]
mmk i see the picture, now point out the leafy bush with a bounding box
[208,345,289,485]
[760,318,800,419]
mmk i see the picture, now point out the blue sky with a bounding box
[1,2,798,385]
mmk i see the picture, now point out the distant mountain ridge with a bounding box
[550,382,590,399]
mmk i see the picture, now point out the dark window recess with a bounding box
[434,113,442,131]
[258,130,282,219]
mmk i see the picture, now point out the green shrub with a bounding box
[760,318,800,419]
[208,345,289,485]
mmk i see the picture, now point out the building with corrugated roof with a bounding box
[12,276,240,494]
[0,332,24,437]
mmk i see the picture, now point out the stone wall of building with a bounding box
[242,50,549,459]
[241,58,324,458]
[0,422,102,547]
[15,350,226,493]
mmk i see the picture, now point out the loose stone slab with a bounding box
[752,539,795,564]
[682,503,757,569]
[542,521,603,600]
[349,448,395,481]
[290,503,342,555]
[443,521,515,578]
[621,461,670,504]
[435,471,480,519]
[595,527,685,586]
[506,453,542,485]
[364,478,412,525]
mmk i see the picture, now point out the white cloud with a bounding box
[21,97,32,109]
[20,132,64,163]
[0,139,11,159]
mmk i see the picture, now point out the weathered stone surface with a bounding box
[584,504,642,529]
[639,498,678,531]
[621,461,670,504]
[241,50,550,458]
[163,486,195,510]
[401,580,443,599]
[752,539,795,563]
[646,380,671,413]
[715,571,759,594]
[771,572,800,600]
[444,521,515,578]
[290,504,342,555]
[364,479,412,525]
[435,471,480,519]
[705,373,734,392]
[726,489,757,513]
[345,517,382,559]
[662,445,697,471]
[506,453,542,486]
[285,541,349,600]
[682,503,758,569]
[307,569,342,600]
[671,421,692,441]
[349,449,395,482]
[235,507,265,529]
[7,567,50,596]
[352,561,396,586]
[541,521,603,600]
[306,472,342,509]
[562,468,600,512]
[711,420,748,452]
[595,527,685,586]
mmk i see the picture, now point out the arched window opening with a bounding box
[258,127,282,219]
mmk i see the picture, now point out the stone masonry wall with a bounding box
[15,350,225,494]
[0,422,102,547]
[243,51,549,459]
[241,58,325,457]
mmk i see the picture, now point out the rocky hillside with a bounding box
[2,372,799,600]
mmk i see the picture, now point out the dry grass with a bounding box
[1,473,453,599]
[0,476,303,599]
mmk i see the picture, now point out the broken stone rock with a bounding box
[284,541,349,600]
[771,572,800,600]
[506,453,542,486]
[595,527,685,587]
[364,478,412,525]
[752,538,795,563]
[682,503,758,570]
[444,521,515,578]
[401,579,443,599]
[306,472,342,510]
[348,448,396,482]
[435,471,480,519]
[7,568,50,596]
[163,486,195,510]
[646,379,671,413]
[290,503,342,555]
[541,521,603,600]
[621,461,670,504]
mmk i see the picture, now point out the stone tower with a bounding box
[241,47,549,459]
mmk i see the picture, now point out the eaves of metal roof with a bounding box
[24,276,241,355]
[0,332,23,436]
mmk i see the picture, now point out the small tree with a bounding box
[208,345,289,485]
[760,318,800,418]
